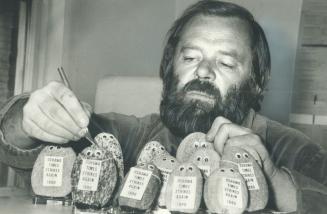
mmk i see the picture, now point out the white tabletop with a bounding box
[0,188,72,214]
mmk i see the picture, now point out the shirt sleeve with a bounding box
[0,94,44,169]
[0,92,158,173]
[266,120,327,213]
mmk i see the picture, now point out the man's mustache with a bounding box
[183,79,220,97]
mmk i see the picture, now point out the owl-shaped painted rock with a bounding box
[71,145,117,209]
[31,145,76,197]
[94,132,124,207]
[189,148,221,178]
[176,132,214,163]
[94,132,124,183]
[204,167,248,214]
[118,162,161,211]
[165,162,203,213]
[153,153,180,208]
[136,141,168,164]
[221,146,268,212]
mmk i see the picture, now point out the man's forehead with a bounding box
[179,15,252,47]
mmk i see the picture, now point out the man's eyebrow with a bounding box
[180,45,201,52]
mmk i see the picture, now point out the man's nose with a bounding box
[195,60,216,81]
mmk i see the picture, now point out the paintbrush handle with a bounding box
[57,67,97,146]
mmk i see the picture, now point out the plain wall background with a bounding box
[61,0,303,124]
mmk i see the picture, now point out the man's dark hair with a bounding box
[159,0,271,111]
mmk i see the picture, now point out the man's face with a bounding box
[174,15,253,106]
[160,15,257,137]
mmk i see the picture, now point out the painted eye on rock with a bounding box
[204,157,209,162]
[49,146,54,150]
[180,167,185,171]
[163,158,167,161]
[152,148,156,152]
[160,146,165,150]
[200,142,206,148]
[171,159,175,163]
[230,169,234,172]
[243,153,249,158]
[220,169,225,172]
[86,151,92,156]
[188,166,193,171]
[194,141,199,148]
[110,135,114,139]
[148,165,154,170]
[56,146,61,149]
[235,153,242,159]
[140,163,145,166]
[96,151,101,156]
[197,157,201,161]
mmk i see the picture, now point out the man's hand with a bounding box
[22,81,92,144]
[206,116,297,211]
[206,116,276,178]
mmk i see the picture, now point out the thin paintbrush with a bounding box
[57,67,98,146]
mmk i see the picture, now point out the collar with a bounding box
[242,108,256,129]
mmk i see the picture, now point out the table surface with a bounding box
[1,197,73,214]
[0,187,172,214]
[0,187,72,214]
[0,188,287,214]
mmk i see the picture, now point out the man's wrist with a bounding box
[1,94,40,149]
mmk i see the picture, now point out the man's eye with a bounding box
[183,56,196,62]
[220,62,235,69]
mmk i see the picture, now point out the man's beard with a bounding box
[160,74,258,138]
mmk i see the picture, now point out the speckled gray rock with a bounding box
[71,145,117,208]
[94,132,124,185]
[137,141,168,164]
[94,132,124,207]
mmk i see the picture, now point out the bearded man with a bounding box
[0,1,326,213]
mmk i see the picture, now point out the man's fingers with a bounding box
[22,118,69,144]
[47,82,89,128]
[213,123,251,155]
[81,102,93,118]
[38,97,83,137]
[24,105,79,142]
[206,116,231,141]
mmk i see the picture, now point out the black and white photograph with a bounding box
[0,0,326,213]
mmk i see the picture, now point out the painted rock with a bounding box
[71,145,117,209]
[221,146,268,212]
[176,132,214,163]
[31,145,76,197]
[94,132,124,207]
[136,141,168,164]
[204,167,248,214]
[165,162,203,213]
[153,153,180,208]
[118,162,161,211]
[94,132,124,182]
[189,148,221,178]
